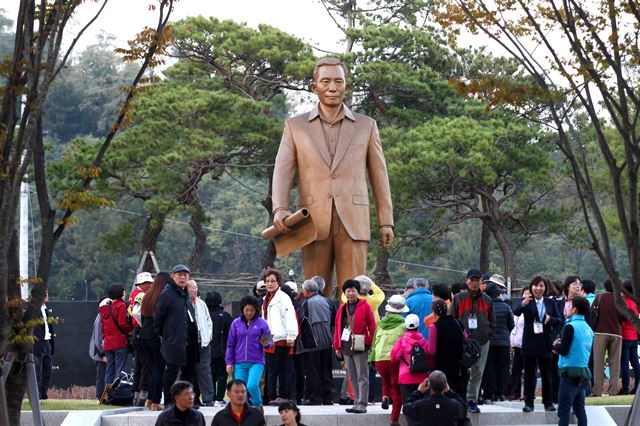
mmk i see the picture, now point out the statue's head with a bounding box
[311,57,349,107]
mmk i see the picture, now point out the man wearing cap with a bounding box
[450,269,496,414]
[129,272,153,405]
[296,279,335,405]
[272,57,394,299]
[154,264,198,405]
[404,278,432,339]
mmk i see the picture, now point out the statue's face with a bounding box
[312,65,346,108]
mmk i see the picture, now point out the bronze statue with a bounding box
[272,57,394,298]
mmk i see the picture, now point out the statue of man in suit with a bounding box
[272,57,394,298]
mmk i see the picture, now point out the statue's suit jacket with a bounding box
[272,104,394,242]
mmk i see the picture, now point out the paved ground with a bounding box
[20,400,631,426]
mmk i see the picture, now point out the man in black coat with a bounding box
[403,371,467,426]
[34,291,55,400]
[211,380,266,426]
[155,381,205,426]
[205,291,232,405]
[154,264,198,406]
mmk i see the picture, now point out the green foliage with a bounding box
[44,37,140,143]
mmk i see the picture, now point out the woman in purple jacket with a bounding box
[226,295,272,408]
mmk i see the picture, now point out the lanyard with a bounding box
[345,301,355,329]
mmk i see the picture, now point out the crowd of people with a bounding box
[83,265,640,426]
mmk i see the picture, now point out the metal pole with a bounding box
[19,177,29,301]
[26,353,43,426]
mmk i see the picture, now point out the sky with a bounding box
[3,0,346,53]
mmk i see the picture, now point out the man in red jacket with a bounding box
[100,284,133,385]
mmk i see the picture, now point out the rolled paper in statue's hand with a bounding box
[261,208,310,240]
[261,208,317,258]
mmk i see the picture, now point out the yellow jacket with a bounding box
[340,282,385,322]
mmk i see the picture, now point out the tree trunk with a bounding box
[141,211,166,271]
[5,230,27,426]
[374,246,394,289]
[261,167,276,269]
[187,202,207,271]
[486,219,517,285]
[479,220,491,273]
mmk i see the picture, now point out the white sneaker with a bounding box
[215,400,227,407]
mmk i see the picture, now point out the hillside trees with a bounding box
[0,1,176,423]
[434,0,640,331]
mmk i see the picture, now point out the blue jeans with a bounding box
[234,362,265,406]
[557,373,587,426]
[620,339,640,392]
[105,347,129,385]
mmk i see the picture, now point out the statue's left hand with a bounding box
[379,226,394,248]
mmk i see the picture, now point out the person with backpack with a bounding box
[369,295,408,426]
[390,313,430,426]
[99,284,133,386]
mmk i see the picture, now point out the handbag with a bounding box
[455,319,481,368]
[109,302,134,352]
[352,334,366,351]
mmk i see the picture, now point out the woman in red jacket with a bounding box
[99,284,133,385]
[334,279,376,414]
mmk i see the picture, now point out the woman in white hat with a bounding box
[368,295,408,426]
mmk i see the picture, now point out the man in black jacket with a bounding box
[34,291,55,400]
[205,291,232,406]
[154,264,198,406]
[403,371,467,426]
[155,381,205,426]
[211,380,266,426]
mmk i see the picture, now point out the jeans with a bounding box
[95,361,106,399]
[234,362,265,406]
[105,347,129,385]
[620,339,640,392]
[557,374,587,426]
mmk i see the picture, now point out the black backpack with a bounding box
[104,373,134,406]
[409,343,429,374]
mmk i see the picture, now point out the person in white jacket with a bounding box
[187,279,215,406]
[509,288,530,401]
[262,268,298,405]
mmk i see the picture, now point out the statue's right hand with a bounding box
[273,210,292,233]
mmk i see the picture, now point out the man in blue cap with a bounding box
[154,264,198,406]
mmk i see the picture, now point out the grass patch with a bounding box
[22,399,125,411]
[584,395,635,405]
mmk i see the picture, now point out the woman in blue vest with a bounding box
[553,296,594,426]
